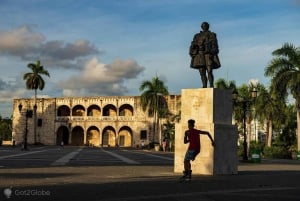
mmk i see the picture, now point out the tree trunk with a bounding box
[267,119,273,147]
[152,110,157,143]
[246,121,251,157]
[33,89,37,144]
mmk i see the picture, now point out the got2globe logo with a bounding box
[3,187,51,199]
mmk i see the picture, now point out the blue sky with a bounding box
[0,0,300,118]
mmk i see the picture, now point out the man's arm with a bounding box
[200,130,215,146]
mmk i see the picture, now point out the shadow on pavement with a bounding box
[1,170,300,201]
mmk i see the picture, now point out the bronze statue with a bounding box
[189,22,221,88]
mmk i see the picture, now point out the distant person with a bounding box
[189,22,221,88]
[180,119,214,182]
[141,141,145,149]
[162,139,167,152]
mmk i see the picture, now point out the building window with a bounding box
[140,130,147,139]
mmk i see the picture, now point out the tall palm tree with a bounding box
[139,76,169,143]
[23,60,50,144]
[254,85,285,147]
[264,43,300,151]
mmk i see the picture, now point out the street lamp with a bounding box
[232,88,257,161]
[18,103,33,150]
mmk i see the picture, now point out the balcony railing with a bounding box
[55,116,137,122]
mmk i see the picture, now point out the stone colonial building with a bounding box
[12,95,181,147]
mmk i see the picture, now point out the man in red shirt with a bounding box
[181,119,214,181]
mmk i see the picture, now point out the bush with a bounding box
[250,141,263,152]
[263,146,291,159]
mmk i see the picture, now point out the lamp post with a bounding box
[233,88,257,161]
[18,103,33,150]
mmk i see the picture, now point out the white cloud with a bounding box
[58,57,145,96]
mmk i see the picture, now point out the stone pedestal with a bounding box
[174,88,238,175]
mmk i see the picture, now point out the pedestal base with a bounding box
[174,88,238,175]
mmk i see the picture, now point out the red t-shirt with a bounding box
[187,128,201,152]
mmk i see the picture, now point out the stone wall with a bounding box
[12,95,181,147]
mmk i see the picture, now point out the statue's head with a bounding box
[201,22,209,31]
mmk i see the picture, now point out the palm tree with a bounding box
[232,84,257,159]
[264,43,300,151]
[23,60,50,144]
[215,78,237,90]
[139,76,169,144]
[162,120,175,151]
[254,85,285,147]
[216,79,257,158]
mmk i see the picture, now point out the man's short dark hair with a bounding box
[188,119,195,125]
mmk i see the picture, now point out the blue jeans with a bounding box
[184,150,199,161]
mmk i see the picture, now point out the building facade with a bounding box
[12,95,181,147]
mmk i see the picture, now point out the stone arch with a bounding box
[56,126,69,145]
[57,105,70,116]
[71,126,84,146]
[118,126,132,147]
[87,126,100,146]
[72,105,85,116]
[87,105,101,116]
[119,104,134,116]
[103,104,117,116]
[102,126,116,147]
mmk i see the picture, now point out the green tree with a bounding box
[254,85,285,147]
[162,120,175,151]
[282,104,297,145]
[232,84,254,123]
[23,60,50,144]
[0,117,12,141]
[215,78,237,90]
[276,104,297,148]
[264,43,300,151]
[139,76,169,143]
[232,84,256,159]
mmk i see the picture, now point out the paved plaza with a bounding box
[0,146,300,201]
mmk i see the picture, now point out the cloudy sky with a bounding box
[0,0,300,118]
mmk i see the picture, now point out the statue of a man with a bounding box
[189,22,221,88]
